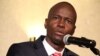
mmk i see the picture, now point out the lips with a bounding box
[55,31,65,36]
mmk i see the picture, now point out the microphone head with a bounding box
[63,34,71,45]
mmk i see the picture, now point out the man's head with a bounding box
[45,2,77,46]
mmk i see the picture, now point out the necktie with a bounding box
[52,52,61,56]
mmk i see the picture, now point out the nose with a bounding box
[58,18,65,28]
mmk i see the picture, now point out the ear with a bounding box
[44,18,48,29]
[74,25,76,30]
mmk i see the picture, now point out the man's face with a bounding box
[45,7,76,45]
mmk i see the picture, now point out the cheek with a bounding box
[47,22,56,32]
[47,22,59,35]
[65,26,75,33]
[49,21,58,29]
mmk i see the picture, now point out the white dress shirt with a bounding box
[43,38,64,56]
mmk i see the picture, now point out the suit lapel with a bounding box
[33,35,48,56]
[63,48,69,56]
[63,48,78,56]
[35,46,48,56]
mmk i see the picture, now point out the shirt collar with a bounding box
[43,38,64,56]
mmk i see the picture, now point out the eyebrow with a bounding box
[53,14,73,20]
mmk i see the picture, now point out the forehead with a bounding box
[49,3,76,16]
[55,7,75,16]
[50,6,76,20]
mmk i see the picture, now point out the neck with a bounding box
[53,44,65,52]
[46,37,65,52]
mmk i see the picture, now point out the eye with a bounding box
[53,16,58,19]
[52,15,61,20]
[65,19,73,24]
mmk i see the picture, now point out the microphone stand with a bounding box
[87,39,100,56]
[90,47,100,56]
[76,37,100,56]
[81,37,100,56]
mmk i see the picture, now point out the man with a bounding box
[7,1,78,56]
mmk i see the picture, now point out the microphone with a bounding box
[63,34,96,48]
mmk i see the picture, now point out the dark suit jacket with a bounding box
[7,35,78,56]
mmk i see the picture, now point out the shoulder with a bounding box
[7,35,46,51]
[7,35,46,56]
[9,41,37,50]
[14,41,34,46]
[9,35,45,49]
[6,42,36,56]
[7,42,34,51]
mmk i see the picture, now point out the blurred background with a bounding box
[0,0,100,56]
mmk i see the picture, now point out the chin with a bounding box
[54,37,63,45]
[54,39,64,46]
